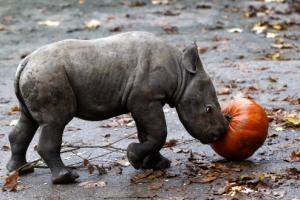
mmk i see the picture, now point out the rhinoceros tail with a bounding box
[14,56,35,121]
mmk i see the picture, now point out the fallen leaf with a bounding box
[0,25,6,31]
[87,164,94,174]
[172,147,182,153]
[0,134,4,138]
[100,121,119,128]
[47,197,63,200]
[0,98,10,103]
[164,10,180,16]
[78,181,107,188]
[148,182,163,190]
[227,28,243,33]
[290,150,300,162]
[84,20,100,29]
[2,171,19,191]
[120,1,146,7]
[38,20,60,26]
[196,4,211,9]
[104,142,112,146]
[2,144,10,151]
[269,76,278,82]
[284,113,300,127]
[65,126,81,131]
[9,119,18,126]
[4,17,13,23]
[164,139,177,147]
[96,165,107,175]
[109,26,124,32]
[266,32,278,38]
[115,159,131,167]
[266,52,280,59]
[161,25,178,34]
[11,106,19,112]
[151,0,168,5]
[101,133,111,138]
[78,0,85,4]
[217,87,231,95]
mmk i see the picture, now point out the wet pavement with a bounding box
[0,0,300,199]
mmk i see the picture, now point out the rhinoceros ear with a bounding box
[182,43,204,74]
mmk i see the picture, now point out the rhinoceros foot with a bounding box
[51,169,79,184]
[6,159,34,174]
[142,152,171,169]
[127,143,144,169]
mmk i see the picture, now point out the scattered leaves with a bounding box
[266,52,280,59]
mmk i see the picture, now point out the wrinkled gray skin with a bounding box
[6,31,228,184]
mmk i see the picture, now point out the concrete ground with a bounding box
[0,0,300,199]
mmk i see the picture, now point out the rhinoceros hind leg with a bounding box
[127,143,143,169]
[38,122,79,184]
[6,111,38,174]
[52,169,79,184]
[142,152,170,169]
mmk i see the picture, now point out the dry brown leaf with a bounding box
[269,76,278,82]
[290,150,300,162]
[2,171,19,191]
[2,144,11,151]
[162,25,178,34]
[87,164,94,174]
[83,159,89,167]
[96,165,107,175]
[101,133,110,138]
[164,139,177,147]
[217,87,231,95]
[147,182,163,190]
[0,25,6,31]
[78,181,107,188]
[202,176,217,183]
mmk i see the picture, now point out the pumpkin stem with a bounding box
[224,113,232,122]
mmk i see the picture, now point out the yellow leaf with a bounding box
[0,25,6,31]
[79,0,85,4]
[266,32,278,38]
[272,23,286,30]
[284,114,300,126]
[84,20,100,28]
[266,52,280,59]
[148,175,156,180]
[104,142,112,146]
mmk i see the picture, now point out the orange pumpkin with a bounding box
[210,98,269,161]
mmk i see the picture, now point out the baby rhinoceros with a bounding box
[7,31,228,184]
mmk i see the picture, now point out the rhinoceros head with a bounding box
[176,43,228,144]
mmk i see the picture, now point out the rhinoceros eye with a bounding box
[206,106,213,113]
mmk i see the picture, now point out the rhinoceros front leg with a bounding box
[127,101,168,169]
[135,122,171,169]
